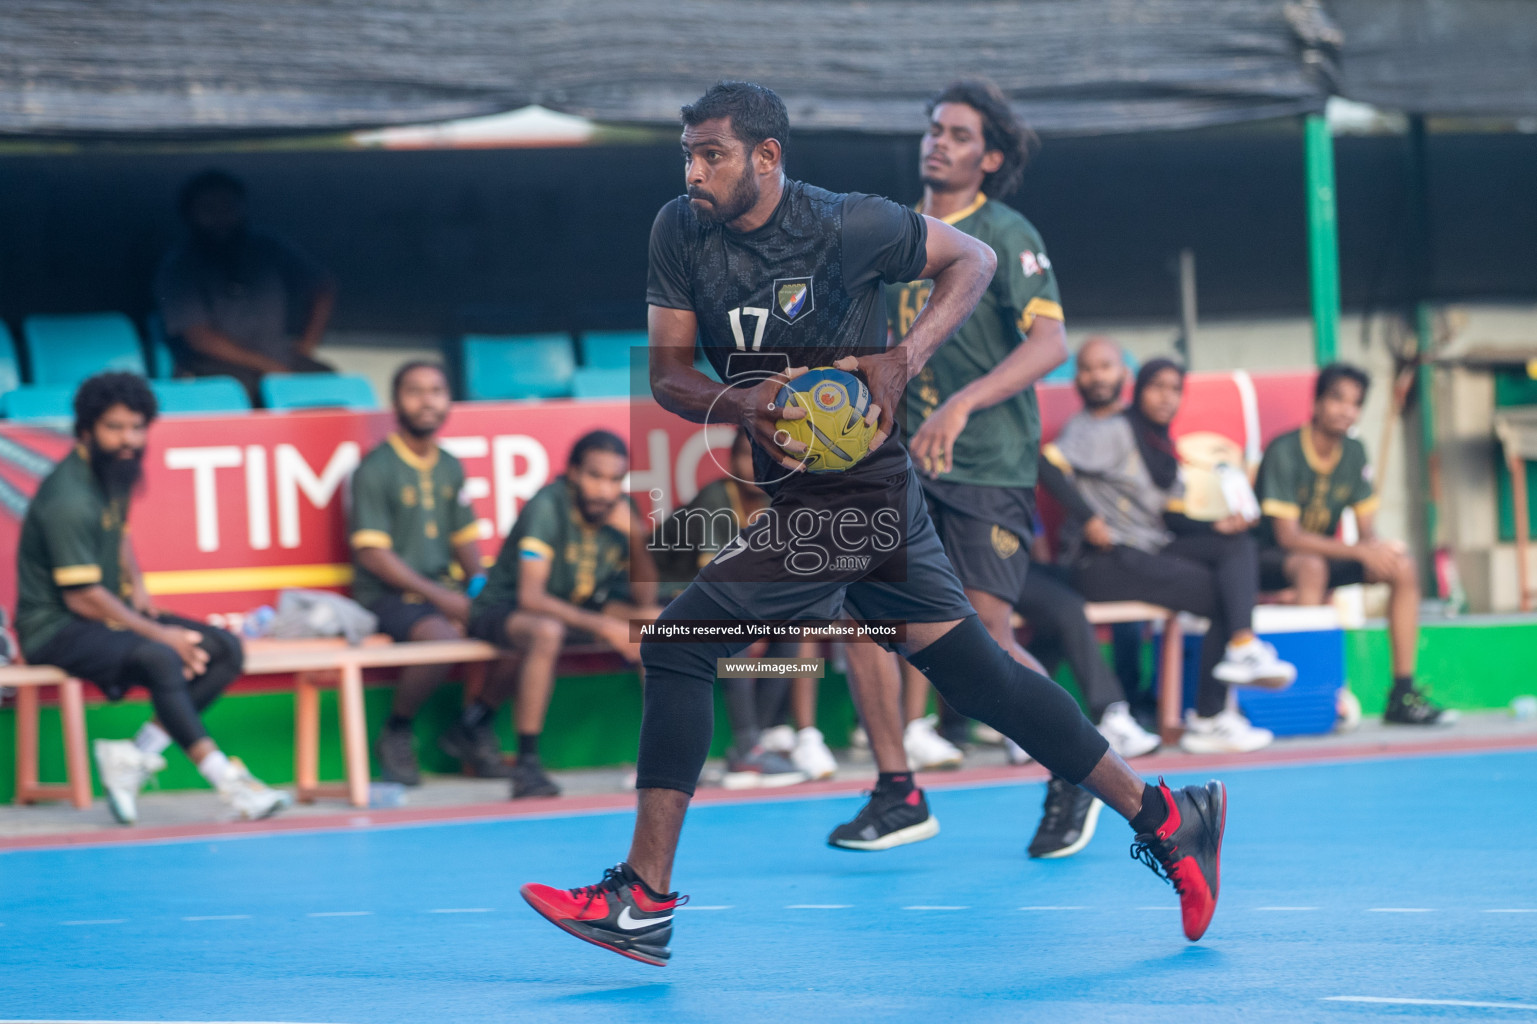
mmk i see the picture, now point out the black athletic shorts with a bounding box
[369,593,446,642]
[468,600,606,647]
[26,612,240,701]
[1258,546,1366,592]
[691,461,975,648]
[920,478,1035,604]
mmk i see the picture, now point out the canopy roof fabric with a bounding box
[2,0,1333,138]
[0,0,1531,140]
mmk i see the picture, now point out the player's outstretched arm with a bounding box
[648,304,809,471]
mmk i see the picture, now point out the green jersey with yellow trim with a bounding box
[16,447,129,656]
[886,193,1062,488]
[653,477,759,599]
[349,434,479,608]
[1255,425,1377,546]
[473,478,631,613]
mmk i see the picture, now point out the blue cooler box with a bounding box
[1241,606,1344,736]
[1163,606,1344,737]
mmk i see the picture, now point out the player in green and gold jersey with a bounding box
[1256,362,1451,725]
[350,360,518,785]
[469,430,662,797]
[833,80,1074,852]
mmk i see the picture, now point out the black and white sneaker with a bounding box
[1027,776,1102,859]
[438,720,513,778]
[509,758,562,799]
[827,785,939,851]
[1384,686,1458,726]
[377,725,421,787]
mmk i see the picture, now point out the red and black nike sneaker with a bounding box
[520,863,686,966]
[1130,778,1227,941]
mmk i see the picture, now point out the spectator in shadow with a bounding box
[1046,342,1293,754]
[155,169,337,406]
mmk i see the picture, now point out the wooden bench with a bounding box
[1015,600,1186,744]
[3,635,510,813]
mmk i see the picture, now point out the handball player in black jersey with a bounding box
[520,82,1228,965]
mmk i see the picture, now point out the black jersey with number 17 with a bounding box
[646,180,929,491]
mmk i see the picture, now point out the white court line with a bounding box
[1367,907,1436,913]
[786,904,851,909]
[903,906,969,911]
[306,911,372,918]
[678,905,732,911]
[1018,906,1087,911]
[1325,996,1537,1011]
[183,914,252,921]
[61,919,127,926]
[1136,906,1177,911]
[426,908,493,914]
[1256,906,1319,911]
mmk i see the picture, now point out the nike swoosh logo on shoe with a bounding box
[616,906,671,931]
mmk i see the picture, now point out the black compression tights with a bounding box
[636,589,1107,795]
[124,626,244,749]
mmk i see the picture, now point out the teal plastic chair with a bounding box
[580,330,647,370]
[2,384,76,424]
[144,313,176,379]
[22,313,146,387]
[0,322,20,398]
[571,367,633,399]
[260,373,378,411]
[461,334,575,400]
[152,376,252,415]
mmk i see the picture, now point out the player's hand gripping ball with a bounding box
[774,367,878,473]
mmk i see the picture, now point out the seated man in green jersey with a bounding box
[1255,362,1452,726]
[467,430,661,798]
[350,361,518,785]
[15,372,288,825]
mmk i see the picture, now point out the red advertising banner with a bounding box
[0,371,1313,630]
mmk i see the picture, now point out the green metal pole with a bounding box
[1304,113,1341,366]
[1407,115,1441,593]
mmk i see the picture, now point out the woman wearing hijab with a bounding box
[1045,357,1293,754]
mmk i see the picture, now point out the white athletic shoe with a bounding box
[904,715,964,771]
[1002,736,1033,766]
[1178,709,1274,754]
[1212,639,1297,689]
[848,725,870,750]
[216,758,292,820]
[1096,702,1160,758]
[93,739,165,826]
[971,723,1007,746]
[790,726,838,780]
[758,725,796,755]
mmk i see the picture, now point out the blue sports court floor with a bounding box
[1,749,1534,1024]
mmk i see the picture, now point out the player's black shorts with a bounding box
[369,593,448,642]
[919,478,1035,604]
[468,599,607,647]
[691,460,976,646]
[1258,546,1366,592]
[25,613,241,701]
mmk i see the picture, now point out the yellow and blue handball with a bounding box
[774,367,878,473]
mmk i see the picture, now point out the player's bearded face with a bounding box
[86,432,145,497]
[395,370,450,439]
[687,153,759,225]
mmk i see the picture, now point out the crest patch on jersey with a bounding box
[772,276,815,323]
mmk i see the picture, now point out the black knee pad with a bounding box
[907,615,1108,784]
